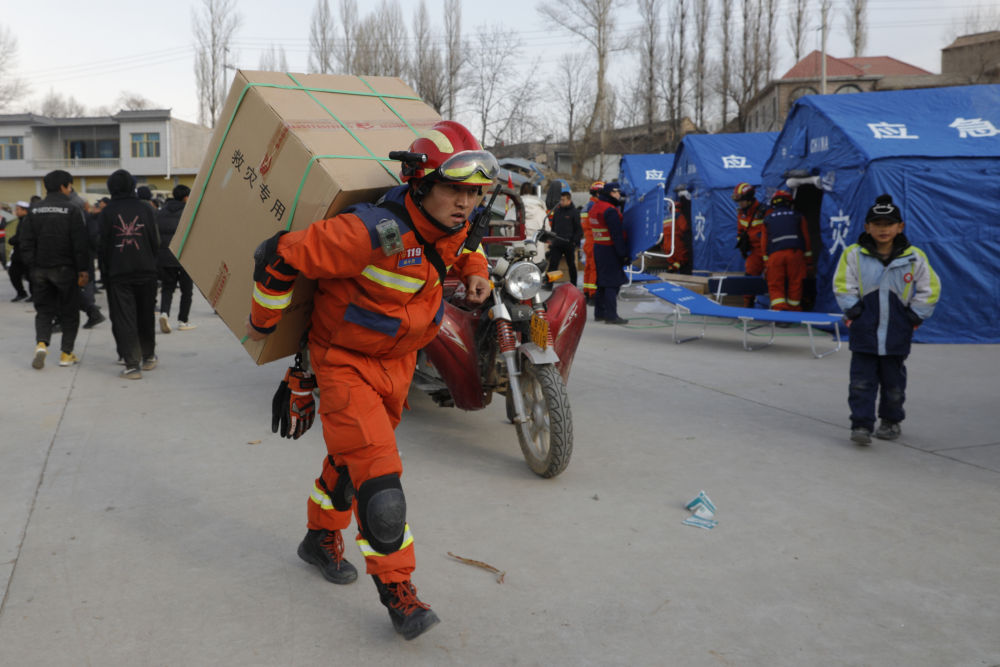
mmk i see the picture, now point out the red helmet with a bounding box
[589,181,605,195]
[770,189,793,206]
[400,120,498,187]
[732,182,755,201]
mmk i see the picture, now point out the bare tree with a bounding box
[729,0,766,130]
[538,0,626,179]
[468,23,538,147]
[354,0,408,77]
[193,0,242,127]
[115,92,155,111]
[672,0,689,147]
[443,0,465,119]
[761,0,777,79]
[844,0,867,57]
[692,0,711,129]
[40,90,87,118]
[0,25,28,111]
[411,1,446,112]
[718,0,733,128]
[259,44,289,71]
[635,0,663,139]
[551,52,595,158]
[336,0,359,74]
[787,0,811,63]
[309,0,337,73]
[950,4,1000,37]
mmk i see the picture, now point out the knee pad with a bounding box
[330,462,355,512]
[357,474,406,554]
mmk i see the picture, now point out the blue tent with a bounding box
[665,132,779,272]
[761,84,1000,343]
[619,153,675,203]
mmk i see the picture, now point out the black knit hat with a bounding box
[865,193,902,224]
[136,185,152,200]
[107,169,136,196]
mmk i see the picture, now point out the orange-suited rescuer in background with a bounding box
[580,180,603,302]
[246,120,493,640]
[733,182,766,307]
[761,189,812,311]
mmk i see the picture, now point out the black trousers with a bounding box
[848,351,907,431]
[108,279,157,368]
[32,265,80,353]
[159,265,194,322]
[8,253,30,297]
[547,244,578,288]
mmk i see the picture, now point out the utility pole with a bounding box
[820,0,830,94]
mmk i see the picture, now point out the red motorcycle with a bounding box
[413,229,587,478]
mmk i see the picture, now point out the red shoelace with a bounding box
[320,530,346,564]
[389,581,431,612]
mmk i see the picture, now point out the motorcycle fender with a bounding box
[544,283,587,384]
[519,342,560,365]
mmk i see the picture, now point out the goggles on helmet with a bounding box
[432,150,499,186]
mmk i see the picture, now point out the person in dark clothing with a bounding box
[73,195,106,329]
[155,184,196,332]
[99,169,161,379]
[589,182,630,324]
[18,170,90,369]
[7,201,32,301]
[547,191,583,287]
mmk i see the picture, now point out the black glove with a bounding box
[271,355,317,439]
[736,232,751,259]
[904,306,923,327]
[844,302,864,321]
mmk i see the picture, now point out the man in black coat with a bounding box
[19,170,90,369]
[155,184,196,332]
[547,191,583,288]
[99,169,161,379]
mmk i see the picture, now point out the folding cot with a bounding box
[644,282,843,358]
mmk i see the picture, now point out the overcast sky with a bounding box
[3,0,993,129]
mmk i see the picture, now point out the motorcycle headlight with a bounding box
[505,261,542,300]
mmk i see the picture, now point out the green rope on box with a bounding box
[177,75,426,257]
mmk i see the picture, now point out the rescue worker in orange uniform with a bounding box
[246,120,493,641]
[589,181,630,324]
[733,182,766,307]
[761,189,812,311]
[580,181,603,303]
[662,189,692,274]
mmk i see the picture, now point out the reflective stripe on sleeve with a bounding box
[252,284,293,309]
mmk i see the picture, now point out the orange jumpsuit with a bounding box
[737,199,766,306]
[760,204,812,311]
[581,198,598,297]
[250,185,488,582]
[662,210,692,273]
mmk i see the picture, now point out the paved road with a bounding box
[1,281,998,666]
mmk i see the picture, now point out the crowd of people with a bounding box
[2,169,197,379]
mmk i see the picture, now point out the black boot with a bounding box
[372,576,440,640]
[82,307,106,329]
[297,529,358,584]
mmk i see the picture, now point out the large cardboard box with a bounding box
[172,71,441,364]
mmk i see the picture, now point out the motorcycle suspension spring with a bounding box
[496,319,518,354]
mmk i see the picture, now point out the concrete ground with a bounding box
[1,278,998,667]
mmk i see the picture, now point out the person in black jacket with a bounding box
[19,170,90,369]
[155,185,196,332]
[547,191,583,288]
[99,169,161,379]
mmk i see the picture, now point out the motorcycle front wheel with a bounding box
[509,362,573,478]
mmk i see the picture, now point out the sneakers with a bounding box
[604,317,629,325]
[11,293,27,302]
[59,352,79,367]
[141,355,158,371]
[850,427,872,446]
[875,420,902,441]
[120,367,142,380]
[82,310,106,329]
[297,529,358,585]
[373,576,440,640]
[178,321,197,331]
[32,342,47,369]
[159,313,171,333]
